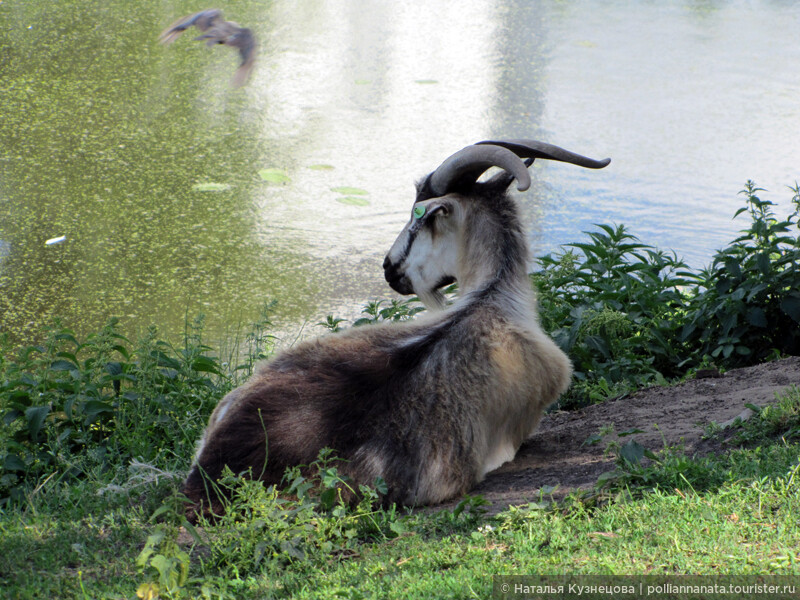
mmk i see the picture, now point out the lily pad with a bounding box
[331,186,368,196]
[192,182,232,192]
[336,196,370,207]
[258,168,291,184]
[309,164,335,171]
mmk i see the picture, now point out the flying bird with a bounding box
[159,9,256,87]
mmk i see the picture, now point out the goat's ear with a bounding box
[428,201,451,218]
[483,170,516,192]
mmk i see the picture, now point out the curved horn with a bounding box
[429,144,532,196]
[476,139,611,169]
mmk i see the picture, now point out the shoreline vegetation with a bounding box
[1,182,799,598]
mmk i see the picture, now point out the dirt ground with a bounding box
[467,356,800,511]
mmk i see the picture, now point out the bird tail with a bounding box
[231,63,252,88]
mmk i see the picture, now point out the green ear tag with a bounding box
[413,205,426,219]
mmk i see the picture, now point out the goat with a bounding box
[181,139,610,521]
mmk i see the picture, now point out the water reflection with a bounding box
[0,0,798,348]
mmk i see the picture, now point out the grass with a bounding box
[2,182,800,598]
[1,428,798,598]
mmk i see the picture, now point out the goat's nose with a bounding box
[383,256,402,287]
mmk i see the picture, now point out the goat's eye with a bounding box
[413,206,426,220]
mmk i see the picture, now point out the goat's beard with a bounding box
[416,288,447,311]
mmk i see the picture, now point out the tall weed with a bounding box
[680,181,800,364]
[533,224,688,407]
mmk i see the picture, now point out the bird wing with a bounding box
[229,28,257,87]
[159,9,224,45]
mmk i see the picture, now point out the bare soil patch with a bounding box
[469,357,800,511]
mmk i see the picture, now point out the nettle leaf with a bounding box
[733,207,749,219]
[746,307,767,328]
[50,359,79,372]
[781,295,800,323]
[191,355,222,375]
[25,405,50,442]
[104,362,123,377]
[755,252,772,275]
[582,433,604,447]
[318,487,337,510]
[618,440,645,465]
[723,258,742,279]
[82,400,114,421]
[729,288,746,302]
[617,427,645,437]
[3,454,27,472]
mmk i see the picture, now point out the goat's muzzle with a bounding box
[383,256,413,295]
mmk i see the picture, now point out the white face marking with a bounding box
[385,198,460,309]
[403,229,458,309]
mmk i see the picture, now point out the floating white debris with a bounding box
[45,236,67,246]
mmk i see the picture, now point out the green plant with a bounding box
[716,387,800,446]
[352,298,425,327]
[198,450,403,576]
[0,317,228,506]
[531,183,800,407]
[136,525,191,599]
[318,315,346,333]
[231,301,278,381]
[533,224,689,407]
[680,181,800,365]
[132,448,406,598]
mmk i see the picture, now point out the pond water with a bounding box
[1,0,799,348]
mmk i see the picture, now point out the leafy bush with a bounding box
[533,224,688,406]
[680,181,800,365]
[0,317,228,506]
[533,182,800,407]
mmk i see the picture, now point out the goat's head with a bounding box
[383,139,610,308]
